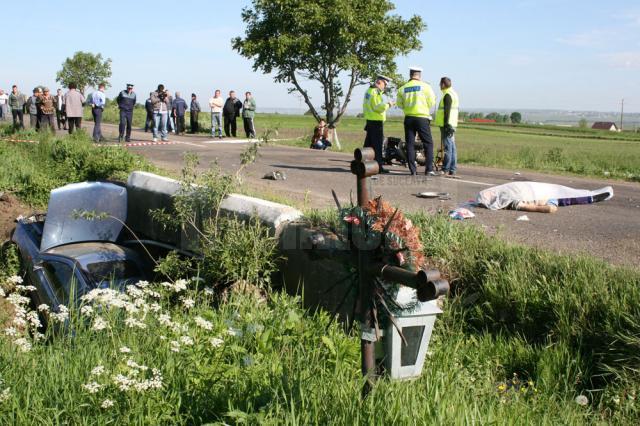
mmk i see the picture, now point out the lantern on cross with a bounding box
[333,147,449,395]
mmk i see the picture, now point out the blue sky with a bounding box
[2,0,639,112]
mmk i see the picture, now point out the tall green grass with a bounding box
[0,125,156,206]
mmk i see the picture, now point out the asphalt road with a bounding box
[81,123,640,268]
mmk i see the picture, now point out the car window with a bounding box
[86,260,142,288]
[43,261,83,306]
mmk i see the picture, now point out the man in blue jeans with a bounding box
[434,77,459,176]
[91,84,106,142]
[150,84,170,142]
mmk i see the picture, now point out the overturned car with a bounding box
[10,173,196,315]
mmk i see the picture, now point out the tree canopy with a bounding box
[56,51,112,93]
[232,0,425,128]
[510,111,522,124]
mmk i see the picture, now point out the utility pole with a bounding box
[620,98,624,132]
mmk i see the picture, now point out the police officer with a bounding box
[434,77,459,176]
[363,75,394,174]
[117,83,137,142]
[396,66,437,175]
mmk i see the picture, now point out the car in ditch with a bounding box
[9,181,175,319]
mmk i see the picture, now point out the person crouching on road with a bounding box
[363,75,394,174]
[117,83,137,142]
[172,92,188,135]
[434,77,459,176]
[242,91,256,138]
[310,119,332,150]
[91,84,106,142]
[396,66,437,175]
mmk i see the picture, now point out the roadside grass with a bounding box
[0,125,157,206]
[2,125,637,423]
[1,210,639,423]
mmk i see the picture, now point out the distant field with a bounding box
[91,107,640,181]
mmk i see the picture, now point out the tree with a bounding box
[232,0,424,131]
[578,118,588,129]
[56,51,112,94]
[510,112,522,124]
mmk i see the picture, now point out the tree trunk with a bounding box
[331,127,342,150]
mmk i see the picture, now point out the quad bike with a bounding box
[382,136,443,171]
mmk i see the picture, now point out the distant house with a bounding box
[591,121,618,131]
[470,118,496,123]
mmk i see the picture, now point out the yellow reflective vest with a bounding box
[435,87,459,127]
[363,86,389,121]
[396,79,436,119]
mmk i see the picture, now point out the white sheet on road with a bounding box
[476,181,614,210]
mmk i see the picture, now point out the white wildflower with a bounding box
[101,399,115,409]
[91,365,106,376]
[119,346,132,354]
[32,332,45,341]
[126,359,148,371]
[37,304,50,313]
[7,276,23,285]
[149,303,161,313]
[80,305,94,317]
[143,289,161,299]
[575,395,589,406]
[203,286,215,296]
[92,316,108,331]
[226,327,242,337]
[135,280,149,288]
[210,337,224,348]
[126,286,145,299]
[7,293,30,307]
[15,285,37,292]
[0,388,10,403]
[181,297,195,309]
[13,337,32,353]
[173,279,188,292]
[194,316,213,331]
[157,314,173,327]
[82,381,102,394]
[112,374,134,391]
[124,317,147,329]
[4,327,18,337]
[180,336,194,346]
[26,311,41,330]
[169,341,180,353]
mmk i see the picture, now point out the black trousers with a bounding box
[224,114,237,137]
[144,111,154,132]
[243,117,255,138]
[56,109,66,129]
[190,112,199,133]
[119,110,133,140]
[363,120,384,168]
[12,109,24,129]
[176,114,186,134]
[404,116,433,174]
[68,117,82,134]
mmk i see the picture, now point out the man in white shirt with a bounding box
[208,89,223,139]
[0,89,9,121]
[91,84,106,142]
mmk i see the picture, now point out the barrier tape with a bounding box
[1,138,38,143]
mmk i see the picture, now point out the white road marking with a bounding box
[448,178,494,186]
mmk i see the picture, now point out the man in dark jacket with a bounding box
[117,84,137,142]
[144,92,154,132]
[26,87,42,130]
[223,91,242,137]
[172,92,188,135]
[189,93,201,133]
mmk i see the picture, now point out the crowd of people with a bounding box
[0,83,258,143]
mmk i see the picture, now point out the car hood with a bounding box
[40,182,127,252]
